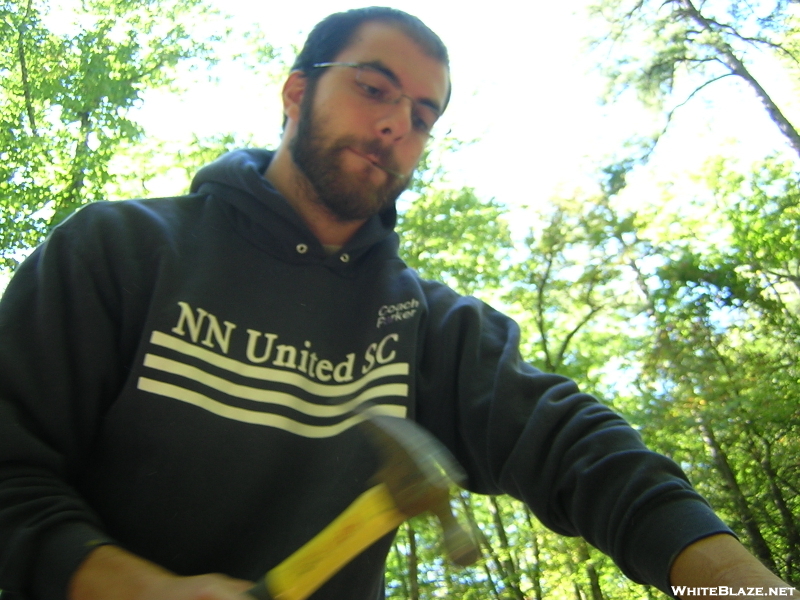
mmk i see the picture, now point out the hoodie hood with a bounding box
[189,149,400,268]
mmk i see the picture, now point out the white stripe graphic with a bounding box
[143,354,408,417]
[150,331,409,397]
[137,377,407,436]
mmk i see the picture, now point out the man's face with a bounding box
[289,21,449,222]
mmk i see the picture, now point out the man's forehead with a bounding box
[333,21,450,108]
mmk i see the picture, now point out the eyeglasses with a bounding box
[312,62,440,139]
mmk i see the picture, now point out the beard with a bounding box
[290,93,412,222]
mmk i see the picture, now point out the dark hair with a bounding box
[281,8,451,129]
[292,7,450,75]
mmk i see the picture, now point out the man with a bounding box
[0,7,793,600]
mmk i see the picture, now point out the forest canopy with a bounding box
[1,0,798,597]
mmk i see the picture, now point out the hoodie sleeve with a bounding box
[0,203,157,599]
[413,281,733,596]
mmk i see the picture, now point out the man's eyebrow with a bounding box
[360,60,443,115]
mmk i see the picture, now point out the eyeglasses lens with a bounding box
[355,67,437,134]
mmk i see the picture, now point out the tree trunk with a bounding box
[573,582,585,600]
[17,0,38,135]
[391,539,410,600]
[577,540,605,600]
[488,497,526,600]
[405,521,419,600]
[523,507,544,600]
[54,110,93,227]
[697,415,777,571]
[758,436,800,586]
[458,493,502,600]
[680,0,800,159]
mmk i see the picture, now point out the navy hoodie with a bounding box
[0,149,731,599]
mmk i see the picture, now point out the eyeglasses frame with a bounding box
[310,61,441,138]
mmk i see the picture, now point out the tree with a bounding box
[589,0,800,158]
[504,195,644,387]
[600,155,800,585]
[396,186,512,297]
[705,155,800,330]
[585,4,800,581]
[0,0,221,268]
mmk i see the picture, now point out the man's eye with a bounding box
[413,106,437,134]
[412,114,432,133]
[358,82,388,100]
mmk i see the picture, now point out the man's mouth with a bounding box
[371,159,404,178]
[349,147,403,178]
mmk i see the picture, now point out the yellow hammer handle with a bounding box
[259,483,407,600]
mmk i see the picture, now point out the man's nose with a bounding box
[376,96,413,141]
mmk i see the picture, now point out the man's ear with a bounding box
[282,71,307,124]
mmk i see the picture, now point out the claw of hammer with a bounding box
[360,416,480,566]
[247,416,480,600]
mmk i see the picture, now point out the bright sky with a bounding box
[139,0,611,205]
[132,0,798,232]
[1,1,796,295]
[3,0,790,297]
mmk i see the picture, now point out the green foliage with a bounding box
[396,136,513,298]
[102,132,262,200]
[503,196,643,385]
[0,0,221,268]
[396,186,511,296]
[706,156,800,328]
[583,8,800,582]
[386,494,670,600]
[602,154,800,585]
[390,150,800,596]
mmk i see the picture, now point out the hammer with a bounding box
[247,416,480,600]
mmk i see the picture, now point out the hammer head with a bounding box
[359,416,480,566]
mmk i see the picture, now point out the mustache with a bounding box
[350,138,406,179]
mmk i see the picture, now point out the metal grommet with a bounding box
[296,243,308,254]
[340,253,350,263]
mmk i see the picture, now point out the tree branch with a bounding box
[680,0,800,158]
[554,304,604,371]
[535,253,556,371]
[704,15,800,66]
[664,72,735,123]
[17,0,37,136]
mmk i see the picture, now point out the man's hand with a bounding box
[670,534,797,599]
[132,573,255,600]
[69,544,254,600]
